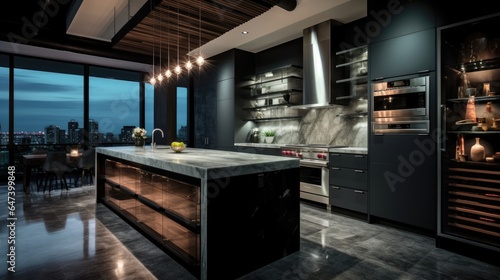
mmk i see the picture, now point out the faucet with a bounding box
[151,128,164,149]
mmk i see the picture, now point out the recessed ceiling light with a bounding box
[242,31,249,35]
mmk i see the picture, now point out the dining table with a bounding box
[22,153,81,194]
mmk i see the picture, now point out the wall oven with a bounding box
[372,75,430,134]
[281,144,345,205]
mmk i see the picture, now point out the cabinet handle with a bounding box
[331,167,340,170]
[354,155,364,158]
[354,190,365,194]
[418,69,430,73]
[354,170,365,173]
[331,186,340,189]
[330,153,340,157]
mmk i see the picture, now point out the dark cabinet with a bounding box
[194,83,217,149]
[369,133,437,231]
[438,13,500,256]
[367,0,436,44]
[329,152,368,214]
[193,49,254,150]
[369,28,436,79]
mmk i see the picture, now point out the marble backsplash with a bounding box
[256,101,368,148]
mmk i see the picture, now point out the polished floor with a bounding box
[1,183,499,280]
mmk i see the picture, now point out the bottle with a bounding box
[482,102,494,130]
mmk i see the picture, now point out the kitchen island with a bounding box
[95,146,300,280]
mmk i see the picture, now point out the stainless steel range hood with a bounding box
[302,20,342,108]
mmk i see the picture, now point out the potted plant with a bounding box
[262,130,276,144]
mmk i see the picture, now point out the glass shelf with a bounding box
[445,57,500,73]
[244,116,302,122]
[336,112,368,118]
[447,95,500,103]
[336,75,367,84]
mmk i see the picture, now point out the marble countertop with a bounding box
[234,143,283,148]
[96,146,299,179]
[329,147,368,154]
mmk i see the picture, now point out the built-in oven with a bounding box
[281,144,345,206]
[372,75,430,134]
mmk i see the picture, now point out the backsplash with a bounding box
[257,104,368,147]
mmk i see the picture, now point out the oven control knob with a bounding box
[282,150,287,156]
[297,152,302,158]
[316,153,323,159]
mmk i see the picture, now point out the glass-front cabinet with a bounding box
[438,14,500,254]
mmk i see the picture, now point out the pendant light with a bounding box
[185,8,193,71]
[196,0,204,67]
[157,9,164,83]
[174,1,182,76]
[165,3,172,79]
[149,9,156,85]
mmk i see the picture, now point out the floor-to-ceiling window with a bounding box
[89,66,151,145]
[0,54,8,174]
[0,53,160,182]
[145,83,154,137]
[13,56,84,157]
[176,86,188,142]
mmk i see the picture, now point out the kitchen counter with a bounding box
[329,146,368,154]
[96,146,298,179]
[96,146,300,280]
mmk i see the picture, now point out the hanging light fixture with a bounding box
[185,8,193,71]
[174,1,182,76]
[196,0,204,67]
[165,3,172,79]
[157,9,164,83]
[149,9,156,85]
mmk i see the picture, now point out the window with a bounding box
[0,55,8,172]
[145,83,154,137]
[89,66,145,144]
[13,57,84,148]
[176,87,188,142]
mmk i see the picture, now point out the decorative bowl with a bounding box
[171,145,185,153]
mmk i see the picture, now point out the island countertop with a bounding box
[96,146,299,179]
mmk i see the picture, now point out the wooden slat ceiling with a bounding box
[112,0,281,65]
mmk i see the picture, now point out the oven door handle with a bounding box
[299,160,328,168]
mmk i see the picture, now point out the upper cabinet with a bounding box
[367,0,436,44]
[369,28,436,79]
[240,65,305,122]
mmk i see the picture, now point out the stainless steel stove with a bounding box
[280,144,347,205]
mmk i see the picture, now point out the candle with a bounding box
[483,83,490,96]
[70,149,79,157]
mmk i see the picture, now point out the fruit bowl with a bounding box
[170,142,186,152]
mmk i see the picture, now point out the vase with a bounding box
[134,138,145,147]
[264,137,274,144]
[470,137,485,162]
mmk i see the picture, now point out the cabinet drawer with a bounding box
[330,167,368,190]
[329,186,367,213]
[329,153,367,169]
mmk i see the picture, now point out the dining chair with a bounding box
[75,148,95,187]
[42,151,73,192]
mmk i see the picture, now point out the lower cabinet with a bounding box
[329,152,368,214]
[100,159,201,275]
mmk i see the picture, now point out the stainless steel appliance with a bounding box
[280,144,345,205]
[372,75,430,134]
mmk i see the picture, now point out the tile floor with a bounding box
[1,184,499,279]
